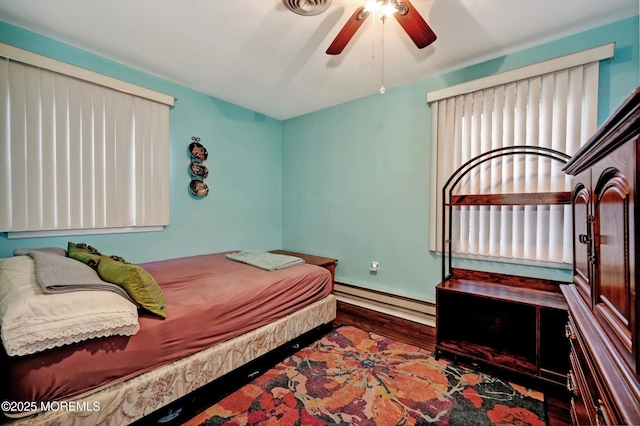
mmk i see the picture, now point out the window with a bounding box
[428,44,614,266]
[0,43,174,237]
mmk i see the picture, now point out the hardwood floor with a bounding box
[333,301,436,349]
[334,301,572,426]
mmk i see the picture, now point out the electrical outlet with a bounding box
[370,261,379,272]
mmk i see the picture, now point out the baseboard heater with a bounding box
[334,282,436,328]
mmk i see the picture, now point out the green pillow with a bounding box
[97,255,167,319]
[67,242,102,269]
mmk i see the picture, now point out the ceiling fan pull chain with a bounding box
[371,3,377,59]
[380,16,386,94]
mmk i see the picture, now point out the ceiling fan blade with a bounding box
[326,6,370,55]
[393,0,437,49]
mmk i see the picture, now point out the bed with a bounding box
[0,250,336,425]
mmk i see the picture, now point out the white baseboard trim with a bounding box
[335,283,436,328]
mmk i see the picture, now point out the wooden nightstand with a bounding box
[270,250,337,291]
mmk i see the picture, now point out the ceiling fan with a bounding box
[326,0,437,55]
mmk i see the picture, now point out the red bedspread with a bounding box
[1,252,332,404]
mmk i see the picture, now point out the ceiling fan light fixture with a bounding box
[364,0,399,18]
[325,0,436,55]
[283,0,332,16]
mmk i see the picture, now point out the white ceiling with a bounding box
[0,0,637,120]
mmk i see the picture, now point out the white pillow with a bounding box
[0,256,140,357]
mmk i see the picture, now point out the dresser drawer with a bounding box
[568,335,595,425]
[568,317,614,425]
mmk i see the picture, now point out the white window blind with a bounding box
[428,44,614,265]
[0,44,174,236]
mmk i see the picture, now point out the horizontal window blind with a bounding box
[428,46,613,265]
[0,50,172,234]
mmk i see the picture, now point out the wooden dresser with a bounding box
[561,88,640,425]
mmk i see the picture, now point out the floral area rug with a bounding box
[183,325,547,426]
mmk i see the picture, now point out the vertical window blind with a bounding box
[427,44,614,265]
[0,44,174,236]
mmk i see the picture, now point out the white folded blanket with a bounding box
[225,250,305,271]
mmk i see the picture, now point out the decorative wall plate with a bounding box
[189,141,208,161]
[189,161,209,178]
[189,179,209,197]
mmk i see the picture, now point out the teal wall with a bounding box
[0,21,283,263]
[1,16,638,302]
[281,16,639,302]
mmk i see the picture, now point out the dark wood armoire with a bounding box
[561,88,640,425]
